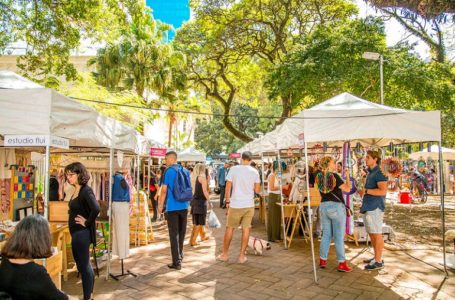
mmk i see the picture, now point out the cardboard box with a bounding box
[49,202,69,222]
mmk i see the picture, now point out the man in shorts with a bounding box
[359,150,388,270]
[217,151,260,264]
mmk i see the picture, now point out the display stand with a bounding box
[9,165,35,221]
[130,191,154,246]
[109,259,137,281]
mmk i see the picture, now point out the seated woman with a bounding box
[0,214,74,300]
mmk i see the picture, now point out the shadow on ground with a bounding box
[62,194,455,299]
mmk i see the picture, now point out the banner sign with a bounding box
[150,148,167,157]
[4,135,69,149]
[229,153,241,158]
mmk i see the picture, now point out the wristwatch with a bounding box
[365,189,368,195]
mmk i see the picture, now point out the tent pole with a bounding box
[136,155,140,246]
[438,142,449,277]
[43,145,50,220]
[106,148,114,280]
[148,157,151,196]
[277,149,287,249]
[304,140,318,283]
[261,152,267,229]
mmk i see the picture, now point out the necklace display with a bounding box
[316,172,336,193]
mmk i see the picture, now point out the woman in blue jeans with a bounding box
[316,156,352,272]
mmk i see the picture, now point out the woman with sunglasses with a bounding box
[65,162,100,300]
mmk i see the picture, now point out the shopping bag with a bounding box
[208,210,221,229]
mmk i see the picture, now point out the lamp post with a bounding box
[362,51,384,105]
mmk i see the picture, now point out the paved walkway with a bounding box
[63,196,455,299]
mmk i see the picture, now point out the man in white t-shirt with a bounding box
[217,151,260,264]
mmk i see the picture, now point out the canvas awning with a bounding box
[178,147,206,162]
[409,145,455,161]
[239,93,441,153]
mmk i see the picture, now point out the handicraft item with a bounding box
[342,142,354,235]
[381,157,403,178]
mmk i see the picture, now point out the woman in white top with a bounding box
[266,161,289,242]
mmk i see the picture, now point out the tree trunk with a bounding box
[222,115,253,143]
[368,0,455,18]
[168,112,175,148]
[276,94,292,125]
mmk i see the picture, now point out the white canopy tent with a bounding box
[239,92,447,281]
[0,71,162,280]
[409,145,455,161]
[0,88,139,151]
[240,93,441,152]
[178,147,206,162]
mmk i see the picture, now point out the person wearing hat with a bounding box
[217,151,260,264]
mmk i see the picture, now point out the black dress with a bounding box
[191,177,208,226]
[0,258,68,300]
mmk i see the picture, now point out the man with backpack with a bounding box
[158,151,192,270]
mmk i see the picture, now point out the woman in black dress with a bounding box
[0,214,72,299]
[190,163,211,246]
[65,162,100,300]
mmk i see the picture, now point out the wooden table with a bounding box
[257,195,267,224]
[49,223,70,281]
[277,203,308,248]
[34,251,63,289]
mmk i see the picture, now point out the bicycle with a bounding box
[410,174,429,204]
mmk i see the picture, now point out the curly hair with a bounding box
[1,214,52,259]
[319,156,334,171]
[65,162,90,185]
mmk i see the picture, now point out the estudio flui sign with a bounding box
[4,135,69,149]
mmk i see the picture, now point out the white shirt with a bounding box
[267,173,281,195]
[226,165,260,208]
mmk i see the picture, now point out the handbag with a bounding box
[214,187,221,195]
[282,182,292,197]
[330,192,353,217]
[207,210,221,229]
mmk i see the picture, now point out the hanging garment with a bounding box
[105,174,110,202]
[91,171,98,200]
[49,176,59,201]
[112,201,130,259]
[0,149,16,179]
[57,169,65,200]
[112,174,130,202]
[1,179,11,215]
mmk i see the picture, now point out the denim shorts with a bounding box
[364,208,384,234]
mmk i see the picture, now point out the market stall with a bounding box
[177,147,206,162]
[0,71,159,282]
[239,92,446,281]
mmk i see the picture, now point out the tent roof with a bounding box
[409,145,455,161]
[0,71,43,89]
[0,71,166,153]
[178,147,206,162]
[239,92,441,153]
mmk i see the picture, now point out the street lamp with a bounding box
[362,51,384,105]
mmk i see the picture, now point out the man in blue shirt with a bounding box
[217,162,230,208]
[359,150,388,270]
[158,151,190,270]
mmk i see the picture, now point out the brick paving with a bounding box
[62,196,455,299]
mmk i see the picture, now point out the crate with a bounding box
[49,202,69,222]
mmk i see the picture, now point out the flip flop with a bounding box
[238,257,248,264]
[216,254,229,262]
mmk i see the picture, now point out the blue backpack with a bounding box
[170,165,193,202]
